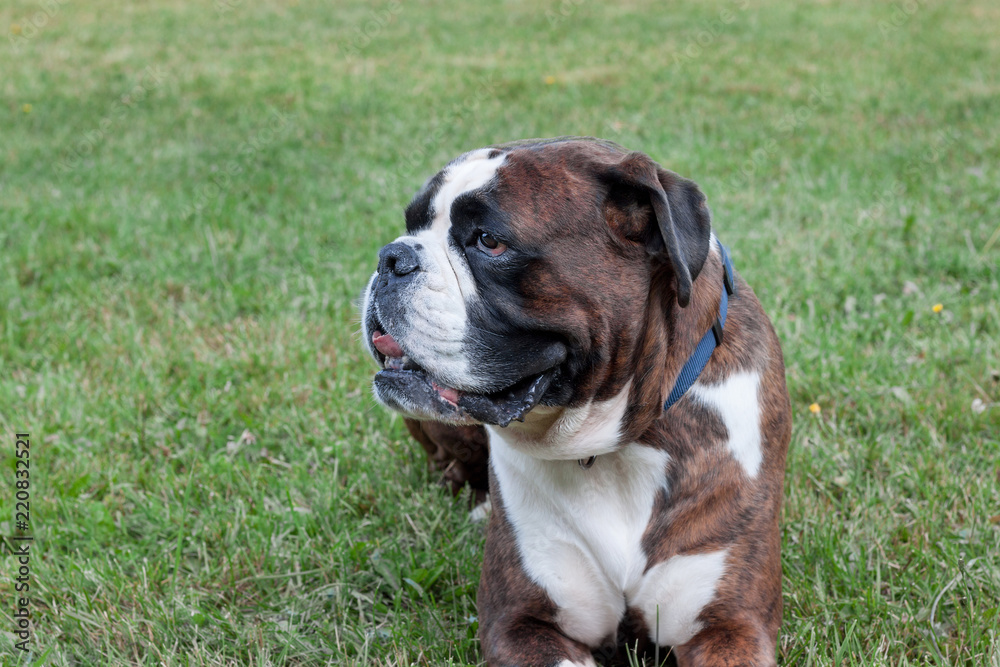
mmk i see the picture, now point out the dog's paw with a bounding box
[469,495,492,522]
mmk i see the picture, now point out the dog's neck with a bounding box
[487,380,632,462]
[619,242,729,442]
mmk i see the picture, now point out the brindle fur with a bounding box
[389,139,790,666]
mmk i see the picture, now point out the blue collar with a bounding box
[663,240,736,411]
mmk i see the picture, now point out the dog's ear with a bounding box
[601,152,712,307]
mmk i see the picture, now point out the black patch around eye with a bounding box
[450,191,505,248]
[404,171,446,233]
[451,192,488,224]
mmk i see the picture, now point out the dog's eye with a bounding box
[476,231,507,257]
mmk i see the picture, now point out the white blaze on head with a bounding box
[428,148,507,235]
[385,149,507,391]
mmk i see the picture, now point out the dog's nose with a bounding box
[378,242,420,277]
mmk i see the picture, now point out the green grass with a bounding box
[1,0,998,664]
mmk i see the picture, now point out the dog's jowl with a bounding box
[362,137,791,667]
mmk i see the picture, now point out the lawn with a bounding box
[1,0,998,664]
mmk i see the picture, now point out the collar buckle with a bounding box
[711,317,724,346]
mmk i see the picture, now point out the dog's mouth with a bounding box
[370,328,558,427]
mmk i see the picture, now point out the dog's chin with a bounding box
[373,366,559,427]
[366,310,565,427]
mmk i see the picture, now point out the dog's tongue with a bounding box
[372,330,404,358]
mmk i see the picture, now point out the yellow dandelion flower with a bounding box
[544,75,557,85]
[809,403,821,414]
[10,23,22,35]
[22,103,32,114]
[932,303,943,313]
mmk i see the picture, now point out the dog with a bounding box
[361,137,791,666]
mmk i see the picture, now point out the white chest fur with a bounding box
[490,431,729,648]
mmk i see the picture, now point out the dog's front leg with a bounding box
[479,614,597,667]
[477,489,596,667]
[671,623,777,667]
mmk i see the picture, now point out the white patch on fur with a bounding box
[428,148,507,236]
[690,371,763,478]
[490,397,672,646]
[628,549,729,646]
[381,149,506,390]
[496,381,632,461]
[556,659,597,667]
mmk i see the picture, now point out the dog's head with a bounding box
[362,137,712,428]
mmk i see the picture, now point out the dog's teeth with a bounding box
[382,354,415,371]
